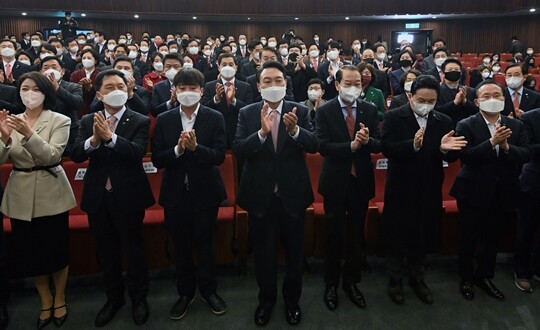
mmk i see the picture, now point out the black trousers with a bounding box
[514,192,540,279]
[87,191,149,303]
[386,247,425,281]
[323,175,368,287]
[164,190,218,299]
[249,195,305,310]
[0,212,9,304]
[457,198,510,280]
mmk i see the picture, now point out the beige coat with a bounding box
[0,110,76,221]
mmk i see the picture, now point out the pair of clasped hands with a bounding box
[0,110,34,143]
[177,130,197,154]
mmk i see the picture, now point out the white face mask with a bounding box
[260,86,286,103]
[140,46,149,53]
[483,58,491,64]
[339,85,361,103]
[77,39,86,45]
[0,48,15,57]
[231,47,237,54]
[160,51,169,56]
[165,68,178,81]
[253,52,260,60]
[309,50,319,58]
[169,48,178,53]
[327,50,340,61]
[153,62,163,71]
[103,90,128,108]
[301,49,307,56]
[434,57,447,67]
[376,53,386,61]
[260,40,267,46]
[404,81,413,92]
[411,101,434,117]
[307,89,322,102]
[69,46,79,53]
[176,91,201,107]
[119,69,133,79]
[279,48,289,57]
[481,71,490,78]
[492,66,500,72]
[207,40,213,46]
[527,50,534,55]
[82,59,95,69]
[43,68,62,81]
[314,38,319,42]
[183,62,193,70]
[478,98,504,114]
[188,47,199,55]
[203,50,212,56]
[19,59,31,66]
[118,39,127,44]
[268,41,277,48]
[127,35,132,40]
[506,76,523,89]
[220,65,236,79]
[107,44,116,51]
[128,50,138,59]
[239,39,247,46]
[20,90,45,110]
[31,40,41,48]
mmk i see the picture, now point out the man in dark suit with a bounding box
[89,56,150,115]
[0,84,22,113]
[20,32,31,50]
[513,108,540,292]
[316,66,381,311]
[93,31,107,57]
[233,61,319,326]
[0,39,31,86]
[450,80,531,302]
[507,36,525,55]
[246,47,294,102]
[503,63,540,117]
[26,33,43,62]
[361,49,390,98]
[152,68,229,320]
[40,56,83,153]
[318,41,343,100]
[286,43,318,102]
[150,53,183,117]
[236,34,250,61]
[71,70,155,327]
[381,75,466,305]
[202,53,254,149]
[240,40,263,77]
[49,38,78,77]
[422,38,446,73]
[435,58,478,127]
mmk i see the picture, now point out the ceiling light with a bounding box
[530,8,536,12]
[193,16,197,19]
[134,14,139,18]
[432,16,437,19]
[345,17,350,20]
[248,17,251,20]
[294,17,299,20]
[22,12,27,16]
[81,13,86,17]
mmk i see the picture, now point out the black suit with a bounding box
[152,105,227,298]
[71,108,155,304]
[203,79,254,149]
[0,84,23,113]
[246,74,294,103]
[318,61,339,100]
[372,68,390,99]
[503,87,540,116]
[290,64,318,102]
[60,55,78,77]
[240,60,257,77]
[316,97,381,287]
[90,85,150,115]
[56,80,83,154]
[450,113,531,280]
[0,60,31,86]
[233,100,319,310]
[381,105,454,280]
[435,84,477,128]
[150,80,174,117]
[515,109,540,279]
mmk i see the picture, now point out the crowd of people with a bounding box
[0,25,538,329]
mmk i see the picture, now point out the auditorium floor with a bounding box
[6,256,540,329]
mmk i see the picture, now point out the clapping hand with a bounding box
[414,127,425,149]
[0,110,13,144]
[440,130,467,151]
[282,107,298,135]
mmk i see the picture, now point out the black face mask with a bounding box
[400,59,412,68]
[444,71,461,82]
[364,58,374,64]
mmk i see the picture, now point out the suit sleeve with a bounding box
[111,116,149,161]
[57,83,83,115]
[316,106,356,159]
[389,73,401,95]
[70,115,93,163]
[232,107,268,159]
[381,111,416,159]
[192,113,226,166]
[455,119,498,164]
[150,86,171,117]
[285,77,294,101]
[292,108,319,153]
[127,88,150,115]
[500,120,531,163]
[521,113,540,161]
[151,113,179,169]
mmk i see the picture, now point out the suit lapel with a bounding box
[33,110,51,135]
[192,106,207,132]
[331,98,353,141]
[473,113,493,142]
[521,90,531,109]
[401,104,421,132]
[112,109,134,137]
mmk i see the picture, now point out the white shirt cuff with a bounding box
[258,130,267,144]
[104,133,117,148]
[84,137,100,152]
[174,145,184,157]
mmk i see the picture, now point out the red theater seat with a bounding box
[306,153,324,258]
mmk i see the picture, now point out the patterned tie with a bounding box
[4,63,11,79]
[513,91,520,110]
[345,106,356,176]
[271,110,279,151]
[105,116,118,191]
[312,59,318,72]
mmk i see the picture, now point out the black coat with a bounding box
[502,87,540,116]
[520,109,540,196]
[435,84,477,128]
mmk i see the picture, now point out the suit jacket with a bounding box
[318,61,339,100]
[233,100,319,217]
[151,105,227,209]
[202,79,255,148]
[0,110,76,220]
[26,47,39,62]
[450,113,531,211]
[503,87,540,116]
[71,108,155,214]
[372,69,390,99]
[435,84,477,127]
[246,74,294,103]
[150,79,174,117]
[240,60,258,77]
[0,60,31,86]
[390,68,406,95]
[90,85,150,115]
[520,109,540,195]
[60,55,78,76]
[290,65,318,102]
[55,80,83,138]
[0,84,23,113]
[425,66,468,86]
[316,97,381,200]
[381,105,454,253]
[422,55,436,73]
[389,93,408,110]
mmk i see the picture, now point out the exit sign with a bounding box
[405,23,420,29]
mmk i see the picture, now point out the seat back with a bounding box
[305,153,323,203]
[63,160,88,215]
[219,152,237,206]
[371,153,387,203]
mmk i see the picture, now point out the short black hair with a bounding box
[433,47,449,57]
[307,78,325,91]
[399,49,415,61]
[38,43,56,55]
[113,44,129,53]
[80,48,99,64]
[0,38,16,49]
[399,69,422,91]
[49,38,63,46]
[327,41,340,50]
[335,65,360,83]
[113,56,134,70]
[30,32,42,39]
[257,61,286,83]
[432,38,446,46]
[474,80,502,97]
[217,52,237,65]
[94,69,128,91]
[373,43,386,52]
[17,72,57,110]
[40,56,64,70]
[260,46,279,58]
[187,38,199,46]
[173,68,205,87]
[163,53,183,64]
[278,39,289,47]
[247,40,262,51]
[505,63,526,75]
[410,75,440,96]
[441,58,462,72]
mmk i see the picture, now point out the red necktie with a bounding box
[241,47,246,57]
[4,63,11,79]
[312,59,318,72]
[345,106,356,176]
[513,91,520,110]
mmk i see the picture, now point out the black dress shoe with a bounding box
[0,304,8,330]
[343,284,366,308]
[460,280,475,301]
[474,278,505,301]
[132,299,149,325]
[95,298,125,327]
[285,306,301,326]
[323,285,338,311]
[53,304,68,327]
[201,292,228,315]
[37,306,53,330]
[169,296,195,320]
[388,278,405,305]
[254,305,272,327]
[409,278,433,304]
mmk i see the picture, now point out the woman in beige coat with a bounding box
[0,72,76,329]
